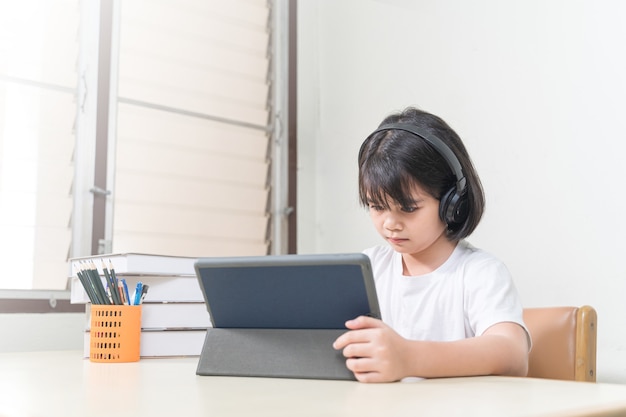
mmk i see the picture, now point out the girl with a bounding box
[333,107,530,383]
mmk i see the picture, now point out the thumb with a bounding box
[345,315,383,330]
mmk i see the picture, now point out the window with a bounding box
[109,0,271,257]
[0,0,292,291]
[0,0,77,289]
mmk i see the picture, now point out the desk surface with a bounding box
[1,351,626,417]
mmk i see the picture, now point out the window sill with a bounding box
[0,290,85,313]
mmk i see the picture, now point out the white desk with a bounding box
[1,351,626,417]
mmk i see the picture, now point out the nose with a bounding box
[383,211,403,231]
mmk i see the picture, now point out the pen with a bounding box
[132,282,143,305]
[140,284,150,304]
[121,279,131,305]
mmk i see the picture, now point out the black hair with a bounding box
[357,107,485,241]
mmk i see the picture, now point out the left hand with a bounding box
[333,315,409,383]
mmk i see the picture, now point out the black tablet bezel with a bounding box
[194,253,380,329]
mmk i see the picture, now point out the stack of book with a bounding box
[69,253,210,358]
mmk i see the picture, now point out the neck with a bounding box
[401,235,457,276]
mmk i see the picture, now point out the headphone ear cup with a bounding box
[440,188,469,225]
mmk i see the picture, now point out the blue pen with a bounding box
[140,284,150,304]
[121,279,131,305]
[133,282,143,305]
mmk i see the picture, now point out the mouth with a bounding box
[387,237,408,245]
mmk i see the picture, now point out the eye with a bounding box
[369,204,385,212]
[401,206,418,213]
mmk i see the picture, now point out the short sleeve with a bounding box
[463,257,528,339]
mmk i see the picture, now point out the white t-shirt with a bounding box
[364,241,527,342]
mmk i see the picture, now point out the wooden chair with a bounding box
[523,305,597,382]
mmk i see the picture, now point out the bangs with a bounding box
[357,125,445,211]
[359,161,420,209]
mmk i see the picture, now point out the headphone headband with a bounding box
[370,122,469,226]
[372,123,467,193]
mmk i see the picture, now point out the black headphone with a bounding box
[370,123,469,226]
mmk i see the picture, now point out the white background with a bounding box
[297,0,626,383]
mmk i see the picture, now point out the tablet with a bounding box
[194,253,381,329]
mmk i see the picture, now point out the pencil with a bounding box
[108,261,122,302]
[76,266,98,304]
[118,281,126,304]
[102,260,121,305]
[79,263,104,305]
[86,261,110,305]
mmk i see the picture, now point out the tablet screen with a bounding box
[195,253,380,329]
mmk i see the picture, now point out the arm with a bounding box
[333,315,529,383]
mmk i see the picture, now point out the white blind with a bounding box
[112,0,271,257]
[0,0,78,289]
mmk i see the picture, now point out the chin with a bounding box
[389,244,413,254]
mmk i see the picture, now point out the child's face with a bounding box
[368,183,449,258]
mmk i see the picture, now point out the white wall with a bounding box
[0,313,85,352]
[297,0,626,383]
[0,291,86,352]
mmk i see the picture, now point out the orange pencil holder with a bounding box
[89,304,142,363]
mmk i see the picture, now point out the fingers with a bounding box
[333,315,385,350]
[337,337,371,359]
[346,358,388,383]
[344,315,384,330]
[353,372,384,383]
[332,330,357,351]
[346,356,375,372]
[332,319,407,383]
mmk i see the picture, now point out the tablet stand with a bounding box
[196,328,355,380]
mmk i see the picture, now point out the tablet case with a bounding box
[194,253,380,380]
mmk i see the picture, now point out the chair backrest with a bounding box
[523,305,597,382]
